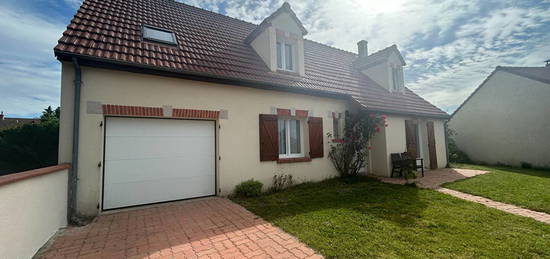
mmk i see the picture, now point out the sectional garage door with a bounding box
[103,117,216,210]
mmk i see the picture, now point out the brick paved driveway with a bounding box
[38,198,322,259]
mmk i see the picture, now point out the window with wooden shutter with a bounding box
[308,117,324,158]
[259,114,278,161]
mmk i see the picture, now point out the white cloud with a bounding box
[0,6,66,117]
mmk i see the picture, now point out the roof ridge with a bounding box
[303,39,357,56]
[170,0,357,57]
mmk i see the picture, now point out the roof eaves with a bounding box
[244,2,307,44]
[55,50,351,100]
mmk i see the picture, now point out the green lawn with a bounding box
[445,164,550,214]
[232,177,550,258]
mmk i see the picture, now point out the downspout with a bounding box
[68,57,82,223]
[444,120,450,168]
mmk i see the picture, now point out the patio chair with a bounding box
[390,153,404,178]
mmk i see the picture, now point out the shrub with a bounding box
[446,127,471,163]
[520,162,533,169]
[328,111,385,178]
[0,119,59,174]
[269,174,294,193]
[234,179,263,197]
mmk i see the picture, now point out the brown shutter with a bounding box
[427,121,438,169]
[259,114,278,161]
[308,117,324,158]
[405,120,418,158]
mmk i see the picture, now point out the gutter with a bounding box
[444,120,450,168]
[68,57,82,223]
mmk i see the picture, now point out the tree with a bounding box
[328,110,386,177]
[40,106,60,122]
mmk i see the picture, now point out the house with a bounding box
[450,65,550,168]
[0,112,39,130]
[54,0,449,217]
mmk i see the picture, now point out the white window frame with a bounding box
[278,118,304,158]
[332,114,344,139]
[276,40,295,72]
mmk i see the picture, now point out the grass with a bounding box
[232,177,550,258]
[445,164,550,214]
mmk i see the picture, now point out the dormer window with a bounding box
[391,65,404,91]
[277,41,294,71]
[142,25,177,45]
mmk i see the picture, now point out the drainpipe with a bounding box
[444,120,450,168]
[68,57,82,223]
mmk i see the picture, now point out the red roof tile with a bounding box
[54,0,449,118]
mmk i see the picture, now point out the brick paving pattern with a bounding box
[436,188,550,224]
[37,198,323,259]
[376,168,550,224]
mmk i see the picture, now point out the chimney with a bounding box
[0,111,4,120]
[357,40,369,58]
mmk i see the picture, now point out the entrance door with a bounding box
[426,121,438,169]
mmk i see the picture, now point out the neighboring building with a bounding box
[0,112,39,130]
[54,0,449,216]
[450,65,550,168]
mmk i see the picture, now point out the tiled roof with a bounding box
[54,0,449,118]
[498,66,550,85]
[0,118,40,130]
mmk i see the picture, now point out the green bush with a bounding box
[0,119,59,174]
[447,127,471,163]
[234,179,263,197]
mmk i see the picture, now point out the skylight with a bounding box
[142,25,177,45]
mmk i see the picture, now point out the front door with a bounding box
[426,121,438,169]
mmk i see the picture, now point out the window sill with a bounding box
[332,139,344,143]
[276,69,300,76]
[277,157,312,163]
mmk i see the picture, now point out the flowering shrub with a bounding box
[328,110,386,177]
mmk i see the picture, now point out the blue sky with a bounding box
[1,0,549,118]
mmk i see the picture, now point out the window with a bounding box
[278,118,303,158]
[276,41,294,71]
[391,65,404,91]
[143,25,177,45]
[333,115,342,139]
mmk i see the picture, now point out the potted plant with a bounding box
[402,160,417,185]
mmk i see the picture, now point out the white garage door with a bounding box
[103,117,215,210]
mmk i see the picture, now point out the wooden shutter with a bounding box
[308,117,324,158]
[259,114,278,161]
[427,121,438,169]
[405,120,418,158]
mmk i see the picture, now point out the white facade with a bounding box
[449,69,550,168]
[369,116,448,177]
[0,167,68,259]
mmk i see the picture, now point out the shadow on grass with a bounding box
[233,176,428,228]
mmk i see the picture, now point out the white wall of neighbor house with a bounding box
[59,63,349,216]
[369,115,447,177]
[450,70,550,167]
[0,167,68,259]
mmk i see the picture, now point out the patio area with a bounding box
[373,168,488,188]
[37,198,321,259]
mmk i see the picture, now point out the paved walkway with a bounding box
[37,198,322,259]
[376,168,550,224]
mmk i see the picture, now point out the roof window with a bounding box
[142,25,177,45]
